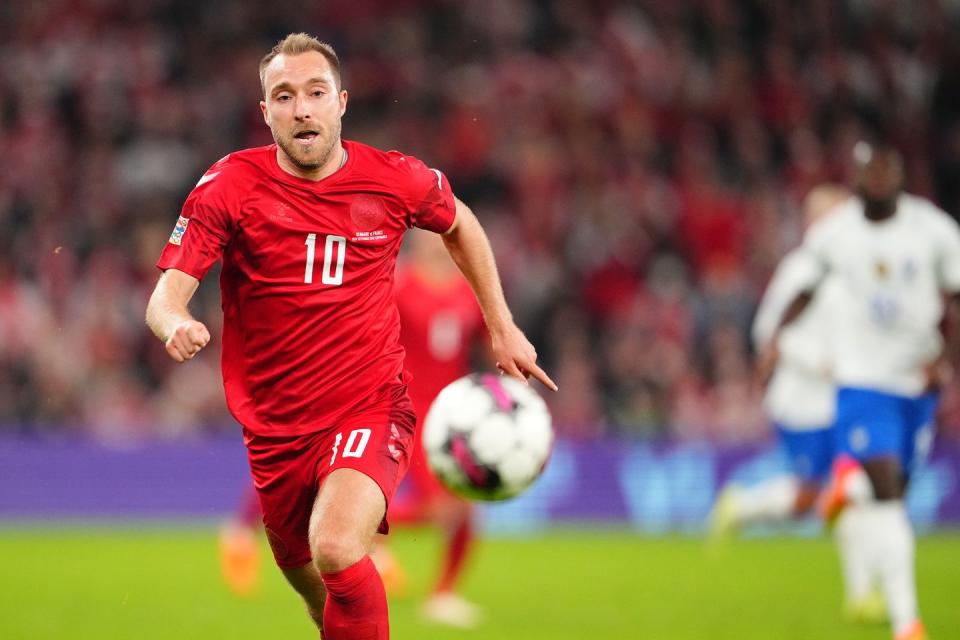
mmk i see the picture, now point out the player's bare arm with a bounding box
[441,198,557,391]
[756,290,814,385]
[145,269,211,363]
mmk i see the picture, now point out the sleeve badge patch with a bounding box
[169,216,190,245]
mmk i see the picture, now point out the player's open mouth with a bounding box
[294,130,319,143]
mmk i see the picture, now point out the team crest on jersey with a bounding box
[348,195,392,242]
[169,216,190,245]
[351,195,387,232]
[874,260,889,280]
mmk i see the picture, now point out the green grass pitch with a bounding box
[0,525,957,639]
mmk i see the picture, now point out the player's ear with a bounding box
[260,100,269,125]
[339,90,348,117]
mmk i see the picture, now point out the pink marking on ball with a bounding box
[480,374,514,412]
[450,437,490,487]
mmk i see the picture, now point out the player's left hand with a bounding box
[491,325,558,391]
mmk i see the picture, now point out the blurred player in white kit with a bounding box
[767,143,960,640]
[712,182,889,620]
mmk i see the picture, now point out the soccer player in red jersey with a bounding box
[145,33,556,640]
[380,230,486,626]
[217,235,484,608]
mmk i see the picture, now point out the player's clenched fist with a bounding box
[165,320,210,362]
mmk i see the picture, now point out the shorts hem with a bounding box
[275,555,314,570]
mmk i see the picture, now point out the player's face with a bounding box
[260,52,348,176]
[856,150,903,213]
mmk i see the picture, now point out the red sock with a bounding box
[435,518,473,593]
[321,556,389,640]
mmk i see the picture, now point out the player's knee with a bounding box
[311,530,363,573]
[870,483,902,501]
[443,498,473,527]
[794,484,820,514]
[864,473,902,500]
[862,458,903,501]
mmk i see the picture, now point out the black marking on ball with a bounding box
[448,433,502,491]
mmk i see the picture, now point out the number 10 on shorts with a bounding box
[330,428,371,465]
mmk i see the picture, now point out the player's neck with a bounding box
[861,193,898,222]
[276,143,347,182]
[863,203,896,222]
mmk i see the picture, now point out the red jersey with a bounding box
[394,266,484,413]
[157,141,457,436]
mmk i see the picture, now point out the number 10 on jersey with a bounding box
[304,233,346,285]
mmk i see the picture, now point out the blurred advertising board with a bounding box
[0,435,956,533]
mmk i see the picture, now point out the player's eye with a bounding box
[312,90,325,97]
[276,94,291,102]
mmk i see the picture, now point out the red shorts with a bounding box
[243,384,416,569]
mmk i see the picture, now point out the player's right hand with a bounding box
[491,324,558,391]
[164,320,210,363]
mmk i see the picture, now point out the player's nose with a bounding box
[293,97,311,121]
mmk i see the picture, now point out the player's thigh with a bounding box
[309,467,387,571]
[432,493,474,531]
[861,456,903,500]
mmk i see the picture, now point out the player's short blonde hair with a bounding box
[259,33,341,96]
[802,183,850,230]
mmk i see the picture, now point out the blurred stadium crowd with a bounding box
[3,0,960,442]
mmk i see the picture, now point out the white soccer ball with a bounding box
[422,373,554,501]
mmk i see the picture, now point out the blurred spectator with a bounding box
[2,0,959,443]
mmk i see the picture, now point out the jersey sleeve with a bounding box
[400,155,457,233]
[751,250,815,349]
[789,219,834,292]
[156,163,237,280]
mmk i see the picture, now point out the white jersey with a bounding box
[753,250,837,430]
[792,193,960,397]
